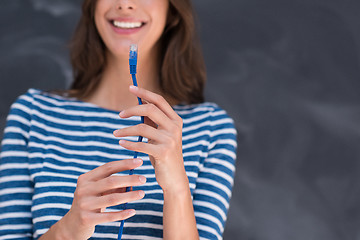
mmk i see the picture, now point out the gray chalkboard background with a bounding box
[1,0,360,239]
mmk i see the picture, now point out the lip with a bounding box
[108,17,147,35]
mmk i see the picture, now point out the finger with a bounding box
[119,140,160,157]
[102,187,128,196]
[140,102,158,129]
[89,209,137,225]
[88,175,146,195]
[113,124,163,143]
[90,190,145,210]
[78,158,143,183]
[119,104,174,130]
[129,85,181,122]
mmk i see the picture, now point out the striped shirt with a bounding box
[0,88,237,240]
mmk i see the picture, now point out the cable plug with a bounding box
[129,44,138,75]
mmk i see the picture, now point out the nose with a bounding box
[116,0,136,10]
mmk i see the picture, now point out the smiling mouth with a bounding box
[111,20,146,29]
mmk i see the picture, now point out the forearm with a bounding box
[38,213,73,240]
[162,180,199,240]
[38,222,66,240]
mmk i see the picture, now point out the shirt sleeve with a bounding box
[0,92,34,239]
[192,106,237,240]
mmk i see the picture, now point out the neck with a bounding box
[83,47,162,112]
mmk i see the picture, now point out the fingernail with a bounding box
[138,190,145,198]
[113,130,118,135]
[133,158,142,164]
[139,175,146,183]
[130,85,137,90]
[127,209,136,216]
[119,140,126,145]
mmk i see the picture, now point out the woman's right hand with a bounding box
[44,158,146,240]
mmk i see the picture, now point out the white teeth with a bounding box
[112,21,142,29]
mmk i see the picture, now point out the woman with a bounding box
[0,0,237,239]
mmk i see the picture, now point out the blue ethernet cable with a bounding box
[118,44,144,240]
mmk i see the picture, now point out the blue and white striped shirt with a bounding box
[0,88,237,240]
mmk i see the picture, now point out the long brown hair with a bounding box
[68,0,206,104]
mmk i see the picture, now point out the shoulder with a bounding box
[11,88,106,115]
[3,88,55,139]
[7,88,40,120]
[19,88,79,108]
[174,102,236,131]
[11,88,70,110]
[174,102,231,118]
[7,88,88,123]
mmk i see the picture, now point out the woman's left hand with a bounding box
[113,85,188,194]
